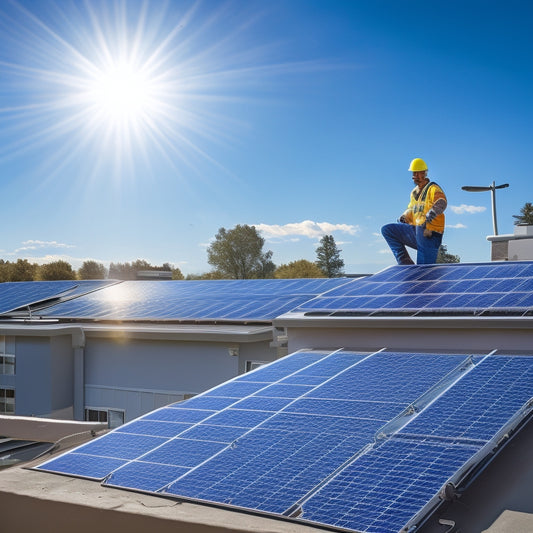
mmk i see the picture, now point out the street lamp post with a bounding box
[461,181,509,235]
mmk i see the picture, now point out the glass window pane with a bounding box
[108,410,124,429]
[86,409,99,422]
[5,356,15,375]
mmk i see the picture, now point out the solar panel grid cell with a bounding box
[116,420,194,438]
[106,461,189,492]
[200,408,272,428]
[230,396,293,411]
[143,407,215,423]
[283,398,405,421]
[141,438,227,468]
[38,453,128,480]
[168,396,236,410]
[179,424,249,443]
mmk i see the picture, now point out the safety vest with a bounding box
[404,181,446,233]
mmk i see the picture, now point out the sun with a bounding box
[89,61,152,123]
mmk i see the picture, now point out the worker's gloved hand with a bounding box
[398,215,407,223]
[425,209,437,223]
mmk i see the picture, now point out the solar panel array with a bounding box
[295,261,533,316]
[31,278,351,322]
[36,349,533,533]
[4,261,532,321]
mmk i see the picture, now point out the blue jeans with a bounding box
[381,223,442,265]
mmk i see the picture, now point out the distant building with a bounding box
[136,270,173,280]
[487,224,533,260]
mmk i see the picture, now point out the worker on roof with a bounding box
[381,157,447,265]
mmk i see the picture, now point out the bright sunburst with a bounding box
[0,0,293,184]
[89,61,152,123]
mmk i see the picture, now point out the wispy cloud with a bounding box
[255,220,360,239]
[447,223,467,229]
[15,240,74,252]
[450,204,486,215]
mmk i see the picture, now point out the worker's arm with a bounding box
[425,190,447,222]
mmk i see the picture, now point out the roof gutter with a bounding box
[0,322,274,343]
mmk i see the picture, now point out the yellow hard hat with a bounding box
[408,158,428,172]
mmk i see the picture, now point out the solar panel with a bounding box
[35,348,533,533]
[0,281,78,314]
[32,278,351,321]
[0,280,120,316]
[294,261,533,316]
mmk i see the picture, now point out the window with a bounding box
[0,355,15,375]
[85,408,125,429]
[0,336,15,375]
[85,408,107,423]
[245,360,268,372]
[108,409,125,429]
[0,388,15,414]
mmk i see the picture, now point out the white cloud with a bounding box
[450,204,486,215]
[15,240,74,252]
[17,253,84,268]
[447,223,467,229]
[255,220,360,239]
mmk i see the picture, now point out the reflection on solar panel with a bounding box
[295,261,533,316]
[33,278,351,321]
[35,349,533,533]
[0,280,120,316]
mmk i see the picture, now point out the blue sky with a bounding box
[0,0,531,276]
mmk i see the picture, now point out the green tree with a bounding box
[38,260,76,280]
[10,259,38,281]
[436,244,460,263]
[275,259,326,279]
[78,260,107,279]
[131,259,153,272]
[207,225,275,279]
[109,262,132,280]
[315,235,345,277]
[513,202,533,225]
[0,260,8,282]
[186,271,225,280]
[172,267,184,280]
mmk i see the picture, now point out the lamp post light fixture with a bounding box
[461,181,509,235]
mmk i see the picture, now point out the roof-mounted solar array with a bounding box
[3,261,532,322]
[294,261,533,317]
[35,348,533,533]
[29,278,351,322]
